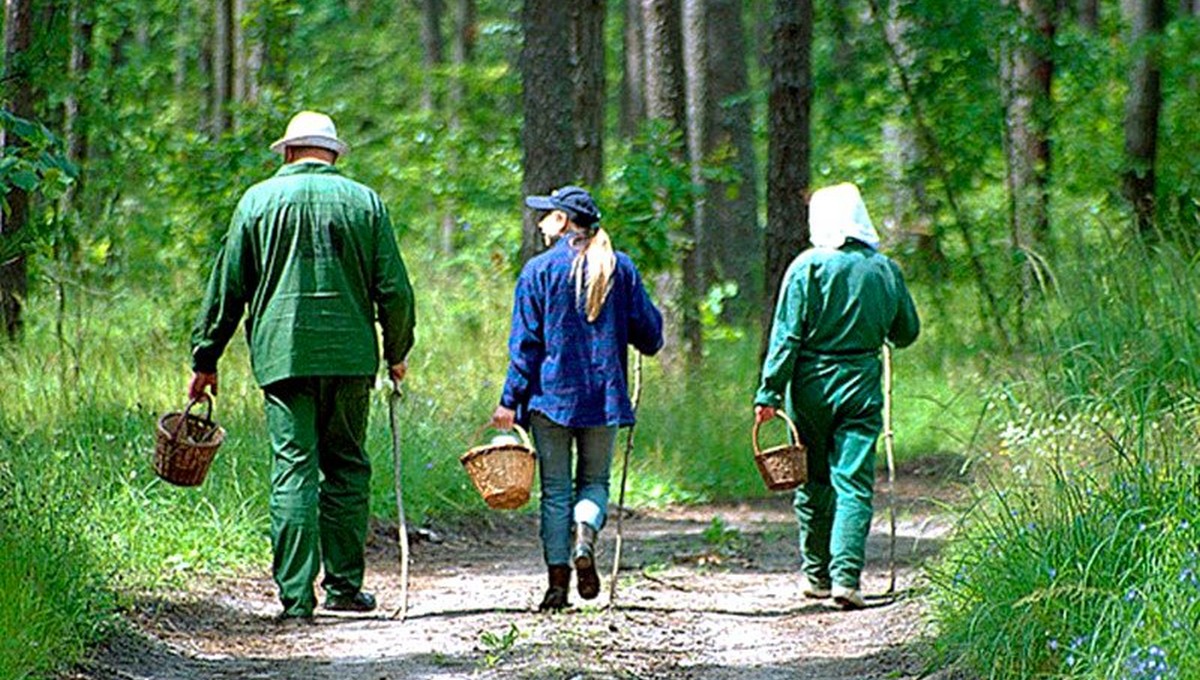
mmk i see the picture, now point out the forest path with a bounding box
[70,456,968,680]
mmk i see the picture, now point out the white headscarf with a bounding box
[808,182,880,250]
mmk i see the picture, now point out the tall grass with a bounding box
[927,233,1200,679]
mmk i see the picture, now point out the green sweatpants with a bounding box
[263,376,373,617]
[787,356,883,590]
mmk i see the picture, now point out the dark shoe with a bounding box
[323,591,377,612]
[573,523,600,600]
[539,565,571,611]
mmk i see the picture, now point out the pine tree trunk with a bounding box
[571,0,605,188]
[1122,0,1165,235]
[1003,0,1055,336]
[1077,0,1098,30]
[682,0,707,287]
[2,0,34,340]
[441,0,476,255]
[419,0,445,113]
[762,0,812,355]
[643,0,702,364]
[701,0,759,312]
[881,0,943,271]
[619,0,646,138]
[211,0,233,135]
[520,0,575,263]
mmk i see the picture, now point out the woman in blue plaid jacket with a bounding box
[491,185,664,611]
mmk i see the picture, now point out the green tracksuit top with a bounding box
[191,162,416,386]
[755,241,919,412]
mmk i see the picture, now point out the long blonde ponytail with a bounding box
[570,227,616,322]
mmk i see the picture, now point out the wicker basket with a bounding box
[460,424,536,510]
[154,396,226,487]
[752,411,807,491]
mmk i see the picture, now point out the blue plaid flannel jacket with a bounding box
[500,236,664,428]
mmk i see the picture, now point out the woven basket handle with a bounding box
[752,410,801,456]
[472,422,532,450]
[172,394,214,442]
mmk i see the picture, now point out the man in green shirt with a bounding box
[188,111,416,622]
[754,182,919,610]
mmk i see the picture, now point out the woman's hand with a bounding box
[754,405,776,424]
[491,405,516,430]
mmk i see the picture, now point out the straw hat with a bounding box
[269,111,349,156]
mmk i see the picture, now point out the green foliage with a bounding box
[0,458,113,679]
[478,622,522,668]
[603,121,697,275]
[929,235,1200,678]
[928,447,1200,679]
[0,111,77,263]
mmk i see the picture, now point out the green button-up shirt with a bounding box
[755,242,919,409]
[191,162,415,387]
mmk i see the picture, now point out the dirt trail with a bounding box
[71,457,967,680]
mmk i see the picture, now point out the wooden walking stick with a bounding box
[607,352,643,606]
[388,383,411,620]
[883,344,897,596]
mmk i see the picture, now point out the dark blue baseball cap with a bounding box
[525,185,601,227]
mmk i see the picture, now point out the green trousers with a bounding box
[786,357,883,590]
[263,376,372,617]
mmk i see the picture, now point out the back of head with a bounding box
[808,183,880,250]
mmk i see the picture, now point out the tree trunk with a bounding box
[881,0,943,272]
[2,0,34,340]
[233,0,248,104]
[174,0,190,99]
[762,0,812,354]
[419,0,445,113]
[1077,0,1098,29]
[682,0,707,289]
[62,0,93,207]
[449,0,476,114]
[1002,0,1055,337]
[1122,0,1165,235]
[619,0,646,138]
[440,0,476,255]
[643,0,702,363]
[571,0,605,188]
[211,0,234,135]
[520,0,575,263]
[701,0,759,312]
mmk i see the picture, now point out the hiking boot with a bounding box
[832,584,866,610]
[573,523,600,600]
[323,591,377,613]
[539,565,571,611]
[802,577,832,599]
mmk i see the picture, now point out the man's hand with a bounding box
[754,405,776,424]
[389,361,408,389]
[189,372,218,401]
[490,405,516,431]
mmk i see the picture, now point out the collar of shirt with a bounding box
[275,161,341,178]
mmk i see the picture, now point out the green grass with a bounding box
[926,236,1200,679]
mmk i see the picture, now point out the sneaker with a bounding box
[802,578,832,599]
[832,584,866,610]
[323,591,377,613]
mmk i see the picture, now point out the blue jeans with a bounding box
[530,411,619,566]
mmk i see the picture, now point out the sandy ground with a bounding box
[68,456,970,680]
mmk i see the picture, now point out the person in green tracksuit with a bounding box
[188,111,416,623]
[754,182,919,610]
